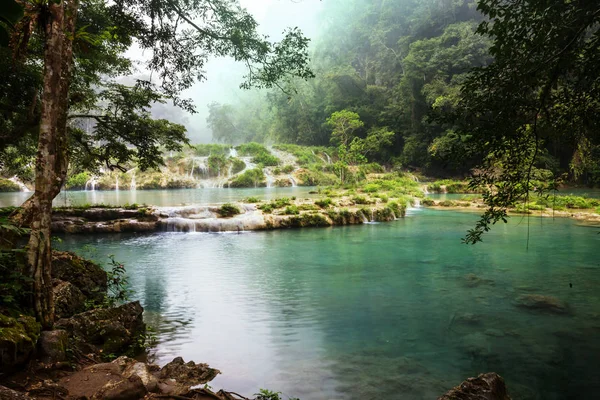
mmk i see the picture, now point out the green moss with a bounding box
[282,165,295,174]
[421,198,435,206]
[438,200,456,207]
[243,196,261,203]
[283,205,299,215]
[315,198,333,208]
[0,314,40,347]
[284,213,331,228]
[352,195,373,205]
[231,158,246,174]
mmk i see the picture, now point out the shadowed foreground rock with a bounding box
[438,372,511,400]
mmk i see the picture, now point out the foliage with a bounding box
[217,203,241,218]
[65,172,91,190]
[243,196,260,203]
[283,205,299,215]
[455,0,600,243]
[314,198,333,209]
[229,168,265,188]
[0,178,21,192]
[194,144,230,157]
[105,255,131,307]
[231,158,246,175]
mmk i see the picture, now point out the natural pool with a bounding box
[56,208,600,400]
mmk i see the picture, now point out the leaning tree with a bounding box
[3,0,313,328]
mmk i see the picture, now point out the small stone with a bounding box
[95,375,147,400]
[53,280,86,319]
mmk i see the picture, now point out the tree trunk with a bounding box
[27,0,77,329]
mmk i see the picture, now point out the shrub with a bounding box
[194,144,230,157]
[282,165,295,174]
[284,205,299,215]
[231,158,246,174]
[243,196,261,203]
[421,198,435,206]
[438,200,456,207]
[315,198,333,208]
[352,195,373,205]
[362,183,381,193]
[229,168,265,188]
[236,142,269,156]
[253,153,280,166]
[217,203,241,217]
[65,172,90,190]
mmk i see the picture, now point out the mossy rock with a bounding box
[0,314,41,372]
[52,251,107,302]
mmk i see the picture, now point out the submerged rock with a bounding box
[463,273,495,288]
[439,372,511,400]
[0,314,40,373]
[515,294,570,315]
[55,301,145,356]
[52,251,107,302]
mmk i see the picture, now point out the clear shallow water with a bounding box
[426,188,600,201]
[56,208,600,400]
[0,187,318,208]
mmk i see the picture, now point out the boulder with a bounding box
[55,301,145,356]
[159,357,221,386]
[38,330,69,363]
[94,375,147,400]
[515,294,570,315]
[439,372,511,400]
[52,251,107,302]
[53,280,86,318]
[0,314,40,373]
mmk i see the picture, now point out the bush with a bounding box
[236,142,269,157]
[253,153,280,166]
[231,158,246,174]
[217,203,241,217]
[65,172,90,190]
[421,198,435,206]
[282,165,295,174]
[352,195,373,205]
[284,205,299,215]
[315,198,333,208]
[438,200,456,207]
[229,168,265,188]
[243,196,260,203]
[0,178,21,192]
[194,144,230,157]
[362,183,381,193]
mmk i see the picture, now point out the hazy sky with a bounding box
[175,0,324,143]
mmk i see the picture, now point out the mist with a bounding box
[174,0,324,143]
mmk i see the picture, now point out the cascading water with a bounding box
[324,152,331,164]
[129,171,137,191]
[115,176,119,191]
[289,176,297,187]
[9,177,30,192]
[264,169,274,188]
[229,147,238,158]
[189,158,195,179]
[85,177,98,191]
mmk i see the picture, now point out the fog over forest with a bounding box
[154,0,324,143]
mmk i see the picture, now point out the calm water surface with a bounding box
[57,208,600,400]
[0,187,318,208]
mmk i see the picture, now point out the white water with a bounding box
[229,148,238,158]
[85,177,98,191]
[324,152,332,164]
[9,176,30,192]
[289,175,297,187]
[129,170,137,191]
[115,176,119,191]
[264,169,274,188]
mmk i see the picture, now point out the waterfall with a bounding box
[324,152,331,164]
[359,211,369,223]
[189,158,195,179]
[264,169,274,188]
[115,176,119,191]
[413,198,421,208]
[229,147,238,158]
[130,173,136,191]
[85,177,98,191]
[289,175,297,187]
[9,177,30,192]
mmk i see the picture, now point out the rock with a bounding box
[52,251,107,302]
[55,301,145,356]
[53,280,86,318]
[159,357,220,386]
[94,375,147,400]
[0,314,40,373]
[515,294,570,315]
[454,313,482,326]
[0,385,33,399]
[122,360,159,393]
[38,330,69,363]
[439,372,511,400]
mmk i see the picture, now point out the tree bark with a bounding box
[27,0,77,329]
